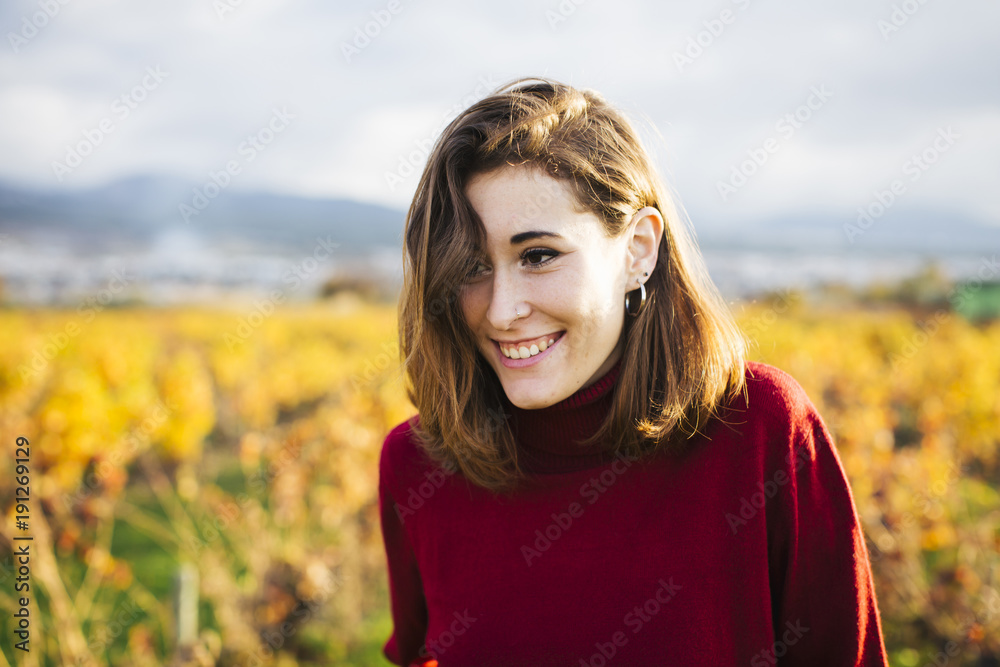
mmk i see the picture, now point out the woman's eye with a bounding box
[466,261,488,279]
[522,248,559,266]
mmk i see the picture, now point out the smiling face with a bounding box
[459,166,632,410]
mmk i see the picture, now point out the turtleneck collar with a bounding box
[504,356,623,475]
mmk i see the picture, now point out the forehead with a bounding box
[465,166,599,243]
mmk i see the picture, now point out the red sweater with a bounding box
[378,359,889,666]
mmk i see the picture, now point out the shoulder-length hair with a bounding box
[397,76,746,495]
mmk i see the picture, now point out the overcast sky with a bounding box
[1,0,997,229]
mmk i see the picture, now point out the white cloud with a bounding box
[0,0,996,229]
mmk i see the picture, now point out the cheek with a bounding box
[586,303,622,341]
[578,283,625,343]
[564,286,620,336]
[457,286,479,321]
[457,295,470,324]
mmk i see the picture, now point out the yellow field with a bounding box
[0,294,998,666]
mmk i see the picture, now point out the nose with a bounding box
[485,269,523,332]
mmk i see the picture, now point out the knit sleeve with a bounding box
[378,431,432,667]
[763,395,889,666]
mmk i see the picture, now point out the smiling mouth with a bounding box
[494,331,564,359]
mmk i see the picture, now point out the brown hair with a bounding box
[397,76,746,494]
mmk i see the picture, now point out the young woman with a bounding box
[379,77,889,666]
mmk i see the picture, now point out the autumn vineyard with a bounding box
[1,280,998,665]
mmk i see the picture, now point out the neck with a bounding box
[504,357,623,474]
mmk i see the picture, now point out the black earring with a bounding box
[625,278,647,316]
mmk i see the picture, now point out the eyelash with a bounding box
[521,247,559,267]
[466,248,560,278]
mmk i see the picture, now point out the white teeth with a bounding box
[499,333,560,359]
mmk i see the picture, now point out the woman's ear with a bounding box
[625,206,664,283]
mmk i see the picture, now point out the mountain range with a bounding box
[2,174,999,256]
[1,175,998,305]
[0,174,406,254]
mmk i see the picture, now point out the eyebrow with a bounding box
[510,230,563,245]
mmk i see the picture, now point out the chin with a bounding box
[500,379,560,410]
[510,390,543,407]
[507,395,547,410]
